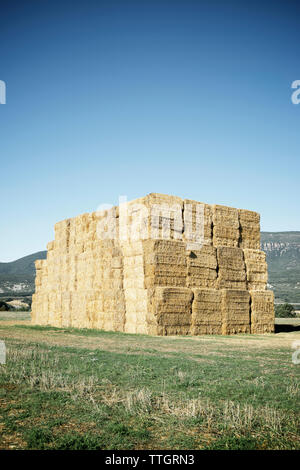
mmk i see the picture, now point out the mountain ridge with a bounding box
[261,231,300,303]
[0,251,47,294]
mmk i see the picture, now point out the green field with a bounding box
[0,312,299,450]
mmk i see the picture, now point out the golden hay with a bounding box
[31,193,274,335]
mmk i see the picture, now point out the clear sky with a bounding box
[1,0,299,262]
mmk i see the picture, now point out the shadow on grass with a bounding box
[275,323,300,333]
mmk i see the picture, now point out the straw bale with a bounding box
[250,290,274,333]
[120,240,144,256]
[213,205,239,226]
[191,289,222,334]
[192,325,222,335]
[250,323,274,334]
[217,246,245,267]
[145,275,186,288]
[186,269,217,288]
[187,246,217,268]
[123,278,145,289]
[213,226,240,247]
[47,292,57,326]
[186,246,217,288]
[238,209,260,250]
[35,259,46,270]
[250,290,274,317]
[69,292,88,328]
[217,247,247,289]
[125,193,184,241]
[47,241,55,252]
[140,239,186,287]
[243,248,268,289]
[221,289,250,334]
[183,200,212,245]
[212,205,240,247]
[143,239,186,255]
[32,292,49,325]
[146,287,193,335]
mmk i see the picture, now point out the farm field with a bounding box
[0,312,299,450]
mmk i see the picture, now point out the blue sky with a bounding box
[1,0,299,261]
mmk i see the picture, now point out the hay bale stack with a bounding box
[238,209,260,250]
[212,205,240,247]
[250,290,275,333]
[221,289,250,334]
[31,193,274,336]
[191,288,222,334]
[217,247,247,290]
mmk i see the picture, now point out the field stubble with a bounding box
[0,312,299,450]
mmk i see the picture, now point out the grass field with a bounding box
[0,312,299,450]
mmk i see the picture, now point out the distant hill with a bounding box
[0,251,47,294]
[0,233,299,304]
[261,232,300,304]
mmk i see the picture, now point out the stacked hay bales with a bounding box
[143,241,190,335]
[31,193,274,335]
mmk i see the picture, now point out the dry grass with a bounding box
[0,317,299,450]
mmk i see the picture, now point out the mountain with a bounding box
[0,251,47,294]
[0,232,299,304]
[261,232,300,304]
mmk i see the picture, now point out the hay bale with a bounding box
[142,240,187,288]
[147,287,193,335]
[217,247,247,290]
[124,193,184,241]
[221,289,250,334]
[183,199,213,247]
[238,209,260,250]
[186,246,217,288]
[212,205,240,247]
[243,249,268,290]
[191,289,222,334]
[250,290,274,333]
